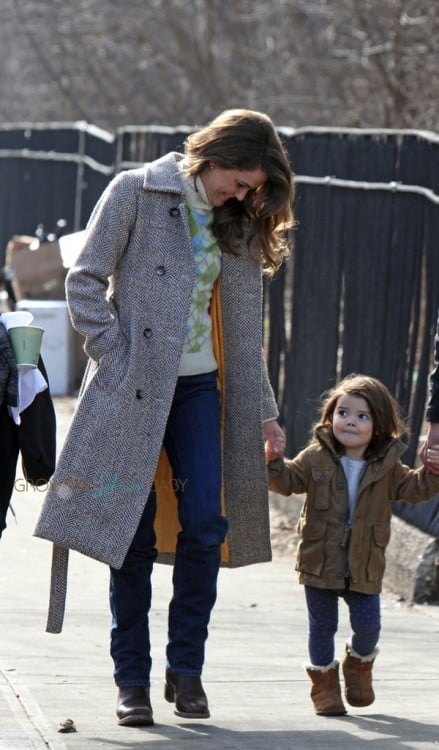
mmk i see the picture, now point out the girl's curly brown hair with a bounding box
[313,373,408,458]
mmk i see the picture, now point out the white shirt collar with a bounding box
[176,157,212,214]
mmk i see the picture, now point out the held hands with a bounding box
[419,423,439,475]
[263,420,286,463]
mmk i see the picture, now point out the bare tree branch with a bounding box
[0,0,437,130]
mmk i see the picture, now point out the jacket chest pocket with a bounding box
[311,466,335,510]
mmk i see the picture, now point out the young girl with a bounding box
[267,373,439,716]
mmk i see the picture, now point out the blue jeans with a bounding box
[304,584,381,667]
[109,371,228,687]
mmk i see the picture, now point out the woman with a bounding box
[35,109,295,726]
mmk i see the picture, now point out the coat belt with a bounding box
[46,544,69,633]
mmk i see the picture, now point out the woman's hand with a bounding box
[419,423,439,475]
[263,420,286,462]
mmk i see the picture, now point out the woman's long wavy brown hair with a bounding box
[183,109,295,274]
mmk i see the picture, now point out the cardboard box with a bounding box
[5,235,66,301]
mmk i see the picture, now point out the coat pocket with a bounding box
[366,523,391,582]
[94,335,131,393]
[296,517,326,576]
[311,466,335,510]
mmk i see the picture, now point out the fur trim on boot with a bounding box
[342,643,379,707]
[305,660,347,716]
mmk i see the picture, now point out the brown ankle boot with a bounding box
[164,669,210,718]
[116,686,154,726]
[305,660,347,715]
[342,643,378,707]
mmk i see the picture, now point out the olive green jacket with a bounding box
[268,426,439,594]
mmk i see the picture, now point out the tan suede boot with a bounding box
[305,660,347,715]
[342,643,379,707]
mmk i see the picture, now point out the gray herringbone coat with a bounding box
[34,153,278,582]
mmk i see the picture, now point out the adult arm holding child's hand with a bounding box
[419,307,439,475]
[420,434,439,475]
[263,419,286,462]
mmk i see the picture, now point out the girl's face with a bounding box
[200,163,267,207]
[331,393,374,460]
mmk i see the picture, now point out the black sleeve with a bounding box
[0,401,20,535]
[426,307,439,423]
[18,357,57,485]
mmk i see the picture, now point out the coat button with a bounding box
[143,327,152,338]
[136,389,144,399]
[169,206,180,217]
[156,265,165,276]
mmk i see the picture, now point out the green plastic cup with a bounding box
[9,325,44,368]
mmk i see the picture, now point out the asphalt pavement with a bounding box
[1,398,438,750]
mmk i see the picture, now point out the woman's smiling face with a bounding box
[200,164,267,207]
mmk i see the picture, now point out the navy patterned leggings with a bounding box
[305,584,381,667]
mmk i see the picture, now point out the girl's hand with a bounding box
[263,420,286,462]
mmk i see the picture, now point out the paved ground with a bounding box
[1,398,438,749]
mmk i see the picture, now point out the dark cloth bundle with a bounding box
[0,321,18,407]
